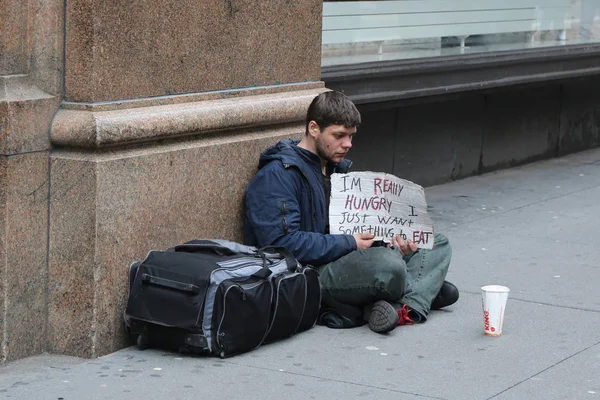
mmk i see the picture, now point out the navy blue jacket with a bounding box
[244,139,356,266]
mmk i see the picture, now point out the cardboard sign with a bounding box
[329,171,434,249]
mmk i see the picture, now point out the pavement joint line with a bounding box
[433,182,600,230]
[485,339,600,400]
[458,291,600,313]
[578,160,600,166]
[223,360,449,400]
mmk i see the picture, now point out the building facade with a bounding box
[1,0,599,361]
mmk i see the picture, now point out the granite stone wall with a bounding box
[1,0,324,361]
[1,0,62,362]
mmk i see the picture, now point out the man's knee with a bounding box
[433,233,452,256]
[434,232,449,247]
[372,248,406,276]
[369,248,407,299]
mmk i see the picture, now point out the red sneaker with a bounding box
[397,304,415,326]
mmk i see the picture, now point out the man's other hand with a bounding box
[391,234,417,256]
[353,233,375,250]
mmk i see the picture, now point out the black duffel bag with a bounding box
[124,239,320,358]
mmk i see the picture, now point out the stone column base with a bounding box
[48,86,324,357]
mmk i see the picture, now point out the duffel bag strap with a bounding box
[251,251,273,279]
[257,246,298,272]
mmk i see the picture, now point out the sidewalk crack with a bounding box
[225,361,449,400]
[486,340,600,400]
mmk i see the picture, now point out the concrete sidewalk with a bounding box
[2,149,599,400]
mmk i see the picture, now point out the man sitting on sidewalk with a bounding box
[244,90,458,333]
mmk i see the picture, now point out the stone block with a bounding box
[65,0,322,102]
[0,0,27,74]
[48,126,299,357]
[0,0,62,94]
[482,85,561,170]
[27,0,64,95]
[0,76,58,154]
[47,156,97,358]
[0,152,49,362]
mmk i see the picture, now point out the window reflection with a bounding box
[322,0,600,66]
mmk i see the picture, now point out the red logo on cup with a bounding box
[484,310,490,331]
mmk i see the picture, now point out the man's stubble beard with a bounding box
[315,135,336,164]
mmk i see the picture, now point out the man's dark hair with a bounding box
[305,91,361,135]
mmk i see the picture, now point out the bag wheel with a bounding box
[136,334,148,350]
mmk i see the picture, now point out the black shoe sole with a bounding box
[368,301,399,333]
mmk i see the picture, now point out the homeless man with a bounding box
[244,91,458,333]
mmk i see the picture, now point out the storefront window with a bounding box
[322,0,600,66]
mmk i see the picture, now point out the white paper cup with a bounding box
[481,285,510,336]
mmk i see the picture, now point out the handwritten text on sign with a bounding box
[329,172,434,249]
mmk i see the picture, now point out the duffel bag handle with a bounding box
[172,240,277,279]
[257,246,299,272]
[170,240,237,256]
[141,273,201,294]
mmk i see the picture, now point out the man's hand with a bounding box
[353,233,375,250]
[390,234,418,256]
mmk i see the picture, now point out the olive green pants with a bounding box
[317,233,452,321]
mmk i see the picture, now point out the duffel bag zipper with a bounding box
[215,255,277,270]
[216,281,265,351]
[266,274,306,338]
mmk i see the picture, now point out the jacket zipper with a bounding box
[284,163,316,232]
[280,201,289,234]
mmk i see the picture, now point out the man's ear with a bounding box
[307,120,320,138]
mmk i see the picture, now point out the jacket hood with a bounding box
[258,139,352,173]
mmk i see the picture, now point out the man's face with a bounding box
[312,123,356,164]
